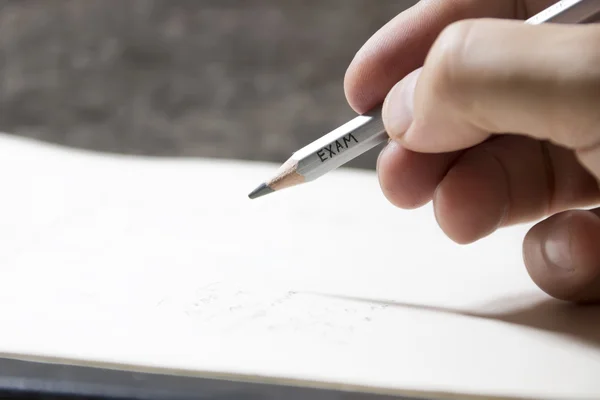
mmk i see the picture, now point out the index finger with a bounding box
[344,0,519,114]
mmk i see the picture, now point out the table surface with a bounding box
[0,1,417,168]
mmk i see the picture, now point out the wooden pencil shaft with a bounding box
[292,105,386,182]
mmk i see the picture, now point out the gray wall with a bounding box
[0,0,417,169]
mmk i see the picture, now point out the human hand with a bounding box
[344,0,600,303]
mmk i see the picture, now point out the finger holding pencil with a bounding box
[248,0,600,200]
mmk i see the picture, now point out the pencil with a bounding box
[248,105,386,199]
[248,0,600,200]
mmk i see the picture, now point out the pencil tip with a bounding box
[248,183,274,199]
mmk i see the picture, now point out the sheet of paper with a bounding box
[0,133,599,400]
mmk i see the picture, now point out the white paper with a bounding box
[0,133,599,400]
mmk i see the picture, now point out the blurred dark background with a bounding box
[0,0,417,169]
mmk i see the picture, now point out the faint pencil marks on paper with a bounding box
[155,282,391,345]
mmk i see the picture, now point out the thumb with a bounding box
[524,208,600,303]
[382,19,600,177]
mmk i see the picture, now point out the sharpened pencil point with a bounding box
[248,183,274,199]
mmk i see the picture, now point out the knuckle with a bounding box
[425,20,477,99]
[564,27,600,148]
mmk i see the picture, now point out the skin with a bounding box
[344,0,600,303]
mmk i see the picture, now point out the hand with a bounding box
[344,0,600,303]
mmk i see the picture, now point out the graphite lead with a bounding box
[248,183,274,199]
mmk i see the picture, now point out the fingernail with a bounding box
[543,221,575,272]
[383,68,420,139]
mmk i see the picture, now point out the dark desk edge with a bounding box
[0,357,434,400]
